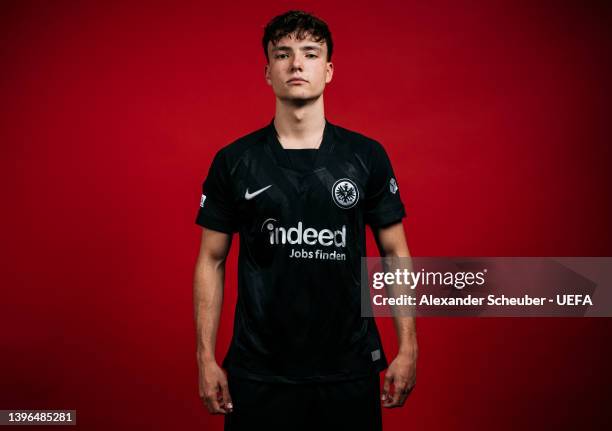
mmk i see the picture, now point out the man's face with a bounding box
[265,32,333,103]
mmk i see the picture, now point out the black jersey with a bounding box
[195,117,406,383]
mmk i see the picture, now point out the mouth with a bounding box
[287,78,308,84]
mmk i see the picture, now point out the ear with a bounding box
[325,62,334,84]
[265,63,272,86]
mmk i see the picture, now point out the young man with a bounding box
[193,10,418,431]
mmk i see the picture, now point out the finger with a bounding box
[395,383,412,406]
[220,381,233,413]
[384,381,412,408]
[382,385,397,408]
[203,393,216,414]
[199,385,212,412]
[381,375,392,402]
[383,380,404,408]
[382,389,397,408]
[207,388,228,415]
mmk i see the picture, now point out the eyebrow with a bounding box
[272,45,322,53]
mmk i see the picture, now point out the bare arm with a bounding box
[193,227,233,415]
[372,221,418,408]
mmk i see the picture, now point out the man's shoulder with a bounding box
[331,122,385,156]
[214,124,269,168]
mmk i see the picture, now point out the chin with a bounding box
[280,89,323,102]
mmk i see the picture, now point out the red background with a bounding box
[1,0,611,429]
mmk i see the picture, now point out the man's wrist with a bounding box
[197,350,217,365]
[397,341,418,359]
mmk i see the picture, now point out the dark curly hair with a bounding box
[262,10,333,63]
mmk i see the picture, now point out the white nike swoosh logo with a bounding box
[245,184,272,200]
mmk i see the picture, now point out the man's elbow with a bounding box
[375,222,410,257]
[381,244,410,258]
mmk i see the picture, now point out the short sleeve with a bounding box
[363,141,406,228]
[195,148,238,233]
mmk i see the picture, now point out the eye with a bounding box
[275,54,289,59]
[306,54,318,58]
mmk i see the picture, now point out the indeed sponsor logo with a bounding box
[261,219,346,248]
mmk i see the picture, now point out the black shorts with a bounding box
[224,373,383,431]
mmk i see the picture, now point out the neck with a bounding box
[273,95,326,149]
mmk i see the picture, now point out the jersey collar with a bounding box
[265,116,337,171]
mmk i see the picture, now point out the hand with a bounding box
[198,360,233,415]
[381,350,417,408]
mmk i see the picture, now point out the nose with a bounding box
[290,54,303,72]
